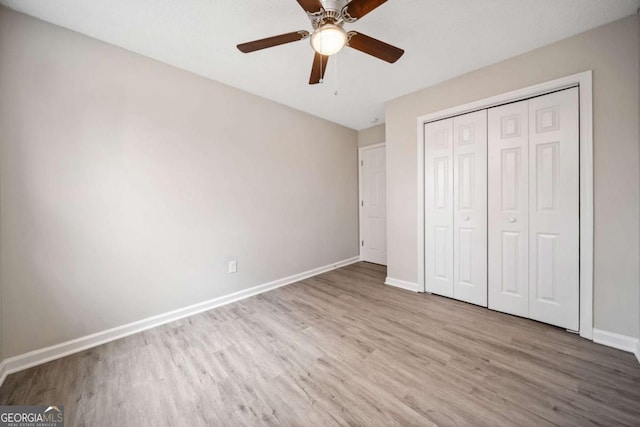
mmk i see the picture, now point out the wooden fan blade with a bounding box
[342,0,387,20]
[309,52,329,85]
[296,0,324,14]
[237,31,309,53]
[347,32,404,63]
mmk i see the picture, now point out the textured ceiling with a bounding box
[1,0,638,130]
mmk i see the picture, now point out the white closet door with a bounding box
[488,101,529,317]
[453,110,487,306]
[360,145,387,265]
[528,88,579,330]
[425,119,454,297]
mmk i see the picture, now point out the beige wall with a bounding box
[358,124,386,147]
[386,15,640,338]
[0,8,358,357]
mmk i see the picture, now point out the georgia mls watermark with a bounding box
[0,406,64,427]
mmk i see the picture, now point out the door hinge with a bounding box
[361,240,364,247]
[361,200,364,206]
[360,160,363,166]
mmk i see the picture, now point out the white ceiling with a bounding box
[1,0,638,130]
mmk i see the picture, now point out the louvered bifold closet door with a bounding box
[453,110,488,306]
[488,100,530,318]
[425,118,454,297]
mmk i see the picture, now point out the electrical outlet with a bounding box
[228,260,237,274]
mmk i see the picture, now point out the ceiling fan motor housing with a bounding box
[320,0,348,13]
[311,0,350,27]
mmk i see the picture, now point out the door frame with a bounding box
[416,70,593,340]
[359,142,386,263]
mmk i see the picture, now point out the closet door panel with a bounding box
[425,119,454,297]
[528,88,579,330]
[453,110,487,306]
[488,101,529,317]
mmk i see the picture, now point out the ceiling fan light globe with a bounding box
[311,24,347,56]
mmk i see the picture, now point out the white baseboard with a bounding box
[0,256,360,388]
[593,329,640,361]
[385,277,421,292]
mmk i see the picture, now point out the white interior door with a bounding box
[453,110,488,306]
[528,88,579,330]
[488,100,530,317]
[360,145,387,265]
[424,119,454,297]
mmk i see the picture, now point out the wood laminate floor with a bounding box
[1,262,639,426]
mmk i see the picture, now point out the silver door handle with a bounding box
[508,217,517,223]
[464,216,470,222]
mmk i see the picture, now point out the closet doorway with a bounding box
[417,72,593,338]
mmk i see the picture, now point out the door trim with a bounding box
[416,70,593,340]
[359,142,386,263]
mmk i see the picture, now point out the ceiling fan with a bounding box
[237,0,404,85]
